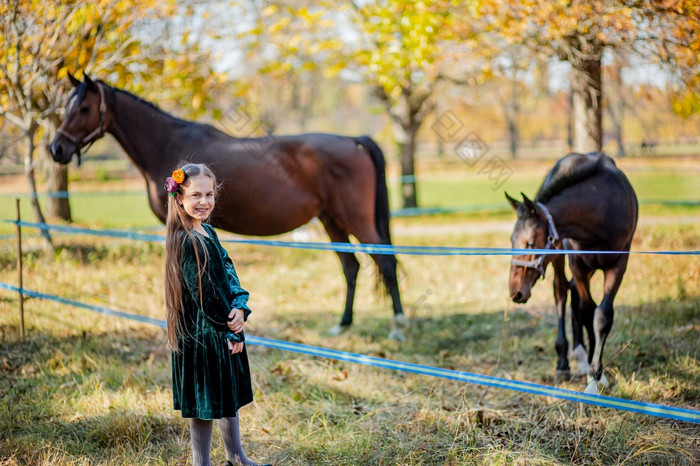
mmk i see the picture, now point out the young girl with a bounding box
[164,163,266,466]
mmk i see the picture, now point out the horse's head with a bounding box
[506,192,551,303]
[50,73,109,164]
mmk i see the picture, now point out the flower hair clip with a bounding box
[164,169,186,197]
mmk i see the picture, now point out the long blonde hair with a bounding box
[164,162,218,350]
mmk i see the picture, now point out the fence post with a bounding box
[16,198,24,341]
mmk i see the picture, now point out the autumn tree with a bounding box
[1,0,153,230]
[0,0,76,245]
[219,1,328,134]
[237,0,477,208]
[478,0,700,153]
[486,44,533,159]
[1,0,226,235]
[348,0,471,207]
[604,50,631,157]
[40,0,164,222]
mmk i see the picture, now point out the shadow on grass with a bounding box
[0,327,183,462]
[0,241,163,270]
[252,295,700,464]
[1,410,185,464]
[261,293,700,399]
[1,292,698,464]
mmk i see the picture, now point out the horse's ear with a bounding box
[68,71,81,88]
[521,193,537,215]
[505,192,520,211]
[83,73,97,90]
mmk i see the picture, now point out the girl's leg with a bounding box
[219,415,257,465]
[190,418,213,466]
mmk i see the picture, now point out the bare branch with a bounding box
[2,111,29,131]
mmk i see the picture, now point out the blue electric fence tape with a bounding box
[1,281,698,424]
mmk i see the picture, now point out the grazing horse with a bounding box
[49,74,407,340]
[506,152,638,393]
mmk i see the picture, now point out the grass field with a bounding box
[0,156,699,465]
[0,155,698,234]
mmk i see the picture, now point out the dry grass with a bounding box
[0,210,698,465]
[1,155,699,465]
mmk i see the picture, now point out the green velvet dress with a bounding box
[171,223,254,420]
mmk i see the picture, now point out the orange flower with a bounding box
[171,169,185,184]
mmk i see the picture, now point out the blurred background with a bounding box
[1,0,698,226]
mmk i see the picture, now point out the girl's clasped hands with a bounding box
[227,308,246,354]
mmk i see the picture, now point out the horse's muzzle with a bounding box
[511,289,530,303]
[49,139,73,164]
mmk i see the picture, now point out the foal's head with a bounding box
[506,192,550,303]
[50,73,109,164]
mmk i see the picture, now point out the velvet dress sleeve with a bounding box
[180,235,233,332]
[223,251,252,321]
[222,254,249,343]
[206,225,252,321]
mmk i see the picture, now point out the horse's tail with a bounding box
[356,135,392,246]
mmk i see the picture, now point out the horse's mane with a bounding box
[97,80,167,114]
[535,152,610,203]
[96,80,221,132]
[73,79,164,114]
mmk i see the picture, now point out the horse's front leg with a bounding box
[552,255,570,379]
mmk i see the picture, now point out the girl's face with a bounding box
[177,174,215,224]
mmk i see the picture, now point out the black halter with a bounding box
[56,82,108,165]
[510,202,560,278]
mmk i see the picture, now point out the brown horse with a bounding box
[49,74,407,340]
[506,152,638,394]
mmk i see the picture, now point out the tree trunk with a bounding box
[507,116,518,159]
[377,85,429,209]
[507,71,520,159]
[24,124,54,250]
[570,52,603,153]
[41,132,72,221]
[535,58,550,98]
[502,100,519,159]
[610,109,625,157]
[567,86,574,152]
[397,123,418,209]
[607,54,626,157]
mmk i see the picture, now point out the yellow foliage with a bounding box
[262,4,278,17]
[1,0,227,126]
[268,17,292,34]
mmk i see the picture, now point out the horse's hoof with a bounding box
[584,370,600,395]
[555,369,571,382]
[328,324,348,336]
[584,379,599,395]
[394,314,410,329]
[388,327,406,342]
[599,373,609,389]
